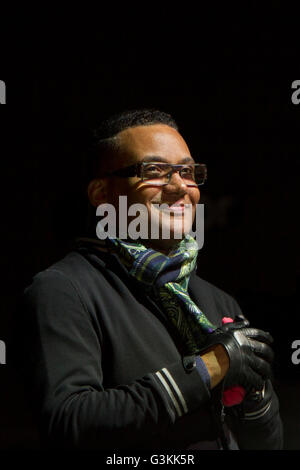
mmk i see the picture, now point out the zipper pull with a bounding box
[220,381,226,423]
[220,403,226,423]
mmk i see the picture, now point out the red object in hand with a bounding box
[222,317,246,407]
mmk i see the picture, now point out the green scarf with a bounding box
[96,234,216,355]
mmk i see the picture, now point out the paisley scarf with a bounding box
[88,234,216,355]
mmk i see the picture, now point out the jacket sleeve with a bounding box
[19,269,211,450]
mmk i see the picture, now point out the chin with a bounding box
[149,205,194,240]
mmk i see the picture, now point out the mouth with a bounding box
[165,205,185,214]
[148,200,194,236]
[151,199,190,214]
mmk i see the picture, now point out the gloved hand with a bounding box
[221,316,246,406]
[200,320,274,393]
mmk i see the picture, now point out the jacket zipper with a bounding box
[217,381,229,450]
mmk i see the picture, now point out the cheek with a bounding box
[107,179,135,206]
[190,188,200,205]
[128,187,163,206]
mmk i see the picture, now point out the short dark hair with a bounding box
[93,108,178,140]
[87,108,179,180]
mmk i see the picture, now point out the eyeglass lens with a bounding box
[141,163,206,186]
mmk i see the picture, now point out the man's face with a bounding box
[102,124,200,252]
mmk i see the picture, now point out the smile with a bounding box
[160,205,185,213]
[151,202,193,217]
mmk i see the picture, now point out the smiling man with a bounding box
[20,109,283,451]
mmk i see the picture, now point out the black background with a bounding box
[0,12,299,452]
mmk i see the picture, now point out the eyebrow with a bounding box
[141,155,195,164]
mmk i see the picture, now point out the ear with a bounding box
[87,178,108,208]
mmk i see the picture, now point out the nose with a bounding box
[163,170,189,194]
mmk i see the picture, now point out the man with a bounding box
[20,109,283,450]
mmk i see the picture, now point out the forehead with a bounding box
[116,124,192,163]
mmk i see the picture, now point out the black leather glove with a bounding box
[225,379,283,450]
[200,320,274,393]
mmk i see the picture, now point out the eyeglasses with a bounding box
[104,162,207,187]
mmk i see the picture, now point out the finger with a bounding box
[249,339,274,363]
[242,328,274,345]
[245,368,265,391]
[249,355,273,381]
[223,320,250,332]
[235,314,250,326]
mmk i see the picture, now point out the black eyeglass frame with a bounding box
[103,162,207,187]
